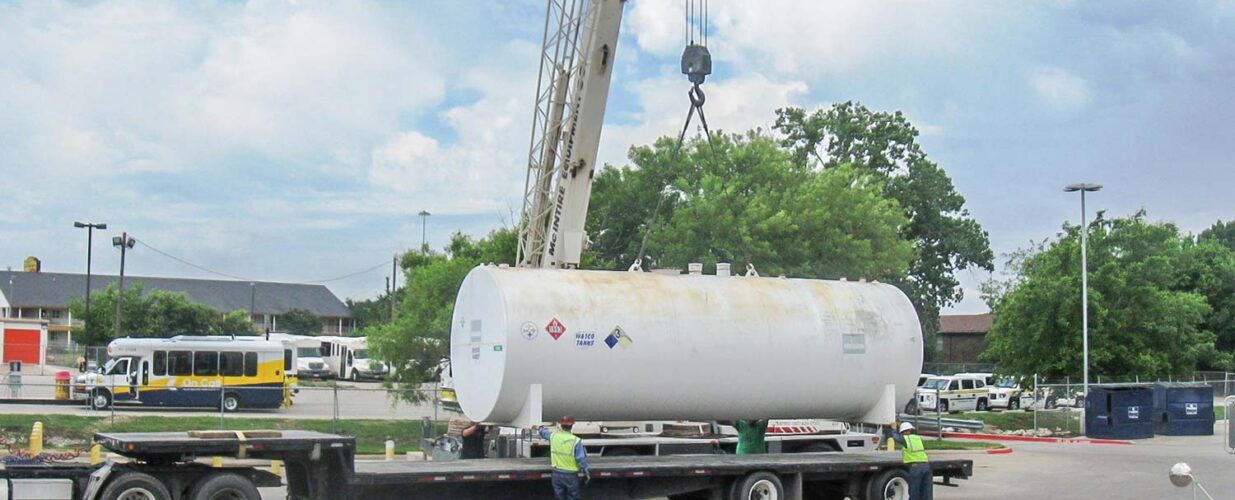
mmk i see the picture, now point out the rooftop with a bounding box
[0,271,351,318]
[938,313,993,334]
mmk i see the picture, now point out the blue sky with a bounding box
[1,1,1232,311]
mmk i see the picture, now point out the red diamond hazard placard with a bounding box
[546,318,566,340]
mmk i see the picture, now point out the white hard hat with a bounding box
[899,422,915,433]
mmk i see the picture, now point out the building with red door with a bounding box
[0,318,49,366]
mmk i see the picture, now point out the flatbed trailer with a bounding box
[1,431,972,500]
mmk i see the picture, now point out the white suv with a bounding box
[987,376,1023,410]
[916,374,990,413]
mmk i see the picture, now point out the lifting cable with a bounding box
[630,0,723,271]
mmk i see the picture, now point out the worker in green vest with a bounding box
[888,422,931,500]
[536,416,590,500]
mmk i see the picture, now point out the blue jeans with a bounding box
[908,463,933,500]
[552,470,582,500]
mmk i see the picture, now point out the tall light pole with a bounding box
[418,210,432,254]
[112,233,136,337]
[1064,182,1102,410]
[249,282,257,332]
[74,222,107,333]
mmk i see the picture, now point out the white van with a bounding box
[987,376,1024,410]
[916,373,990,413]
[268,333,332,379]
[320,336,389,381]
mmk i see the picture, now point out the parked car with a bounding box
[988,376,1023,410]
[916,373,991,413]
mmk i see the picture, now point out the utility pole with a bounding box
[112,233,136,337]
[389,255,398,321]
[250,282,257,332]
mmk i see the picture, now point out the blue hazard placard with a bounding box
[604,327,633,349]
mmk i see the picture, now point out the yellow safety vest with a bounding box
[902,434,928,464]
[550,431,581,472]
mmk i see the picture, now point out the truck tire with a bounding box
[351,370,359,382]
[863,468,910,500]
[977,398,989,412]
[731,471,783,500]
[222,392,241,412]
[91,389,113,410]
[100,471,171,500]
[189,472,261,500]
[938,400,949,413]
[1010,397,1021,411]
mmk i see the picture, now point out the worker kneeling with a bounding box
[890,422,931,500]
[536,416,591,500]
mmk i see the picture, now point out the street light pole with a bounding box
[112,233,136,337]
[1064,183,1102,412]
[418,210,431,254]
[74,222,107,333]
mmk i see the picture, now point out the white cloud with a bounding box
[1030,66,1091,110]
[627,0,687,56]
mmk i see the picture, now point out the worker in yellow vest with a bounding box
[536,416,591,500]
[889,422,931,500]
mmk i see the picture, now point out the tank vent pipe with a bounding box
[688,263,703,275]
[716,263,731,277]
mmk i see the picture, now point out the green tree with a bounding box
[1181,225,1235,357]
[588,132,912,280]
[982,212,1228,379]
[278,308,321,335]
[347,290,401,331]
[369,229,517,394]
[1200,220,1235,250]
[216,310,258,336]
[774,102,994,358]
[70,285,256,345]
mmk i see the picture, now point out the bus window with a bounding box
[284,350,293,372]
[244,352,257,377]
[220,352,243,377]
[194,351,218,376]
[153,351,166,376]
[106,357,131,376]
[319,344,329,357]
[168,351,192,376]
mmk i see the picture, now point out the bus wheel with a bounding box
[222,392,241,412]
[350,370,359,382]
[864,468,910,500]
[730,471,783,500]
[100,471,171,500]
[91,389,112,410]
[189,473,260,500]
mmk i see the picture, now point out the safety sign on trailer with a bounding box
[546,318,566,340]
[605,327,633,349]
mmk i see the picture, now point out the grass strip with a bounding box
[0,414,447,455]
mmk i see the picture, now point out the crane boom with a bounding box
[517,0,625,269]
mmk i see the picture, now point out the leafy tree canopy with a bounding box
[278,308,320,335]
[70,284,255,345]
[982,211,1230,379]
[773,102,993,356]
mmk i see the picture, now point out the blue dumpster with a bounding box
[1085,386,1154,440]
[1153,383,1214,436]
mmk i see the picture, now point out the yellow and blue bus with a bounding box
[81,336,295,411]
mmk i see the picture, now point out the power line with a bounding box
[137,239,393,285]
[137,240,253,281]
[303,261,392,284]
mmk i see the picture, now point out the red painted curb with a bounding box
[936,431,1133,445]
[985,447,1014,455]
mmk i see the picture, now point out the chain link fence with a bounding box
[0,377,458,456]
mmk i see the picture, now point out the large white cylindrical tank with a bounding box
[450,265,922,423]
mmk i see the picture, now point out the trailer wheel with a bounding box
[91,389,113,410]
[863,468,910,500]
[100,471,171,500]
[222,392,241,412]
[188,473,261,500]
[731,471,783,500]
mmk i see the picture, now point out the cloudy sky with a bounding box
[1,1,1231,311]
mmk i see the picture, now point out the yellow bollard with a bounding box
[90,444,102,465]
[29,421,43,456]
[211,456,223,468]
[271,460,282,477]
[385,440,395,461]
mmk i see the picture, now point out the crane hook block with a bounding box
[681,44,712,85]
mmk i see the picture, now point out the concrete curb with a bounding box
[936,431,1132,445]
[0,398,81,406]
